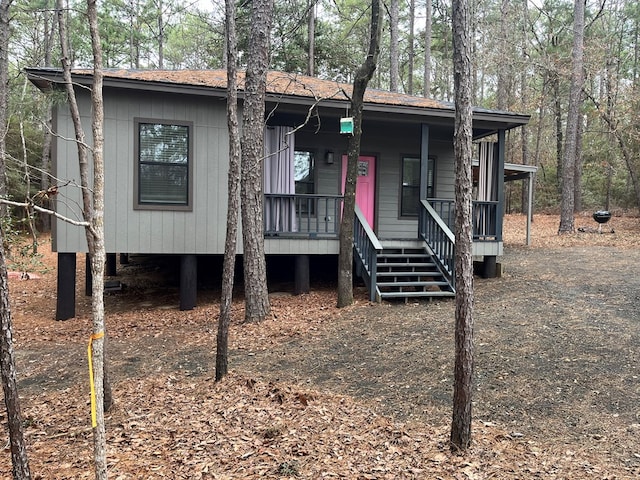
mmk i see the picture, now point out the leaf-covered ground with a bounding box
[2,213,640,479]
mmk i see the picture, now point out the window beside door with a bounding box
[400,156,435,217]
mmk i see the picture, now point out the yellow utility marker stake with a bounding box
[87,332,105,428]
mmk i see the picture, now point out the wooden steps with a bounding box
[375,246,455,301]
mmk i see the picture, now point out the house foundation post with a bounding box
[294,255,310,295]
[482,255,497,278]
[106,253,117,276]
[56,252,76,320]
[180,254,197,311]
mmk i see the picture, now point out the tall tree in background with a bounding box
[496,0,510,111]
[450,0,474,452]
[389,0,399,92]
[240,0,272,322]
[0,0,9,213]
[216,0,240,381]
[424,0,432,96]
[307,0,315,76]
[1,2,33,476]
[558,0,585,233]
[337,0,381,308]
[407,0,415,94]
[57,0,109,476]
[40,4,56,233]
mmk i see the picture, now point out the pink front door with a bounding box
[342,155,376,228]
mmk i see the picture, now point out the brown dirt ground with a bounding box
[2,213,640,479]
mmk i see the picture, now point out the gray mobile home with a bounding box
[26,69,532,319]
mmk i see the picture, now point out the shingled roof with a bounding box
[95,69,450,109]
[28,68,450,110]
[26,68,530,128]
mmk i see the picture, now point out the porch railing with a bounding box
[264,194,344,237]
[419,199,455,288]
[426,198,501,241]
[353,204,383,301]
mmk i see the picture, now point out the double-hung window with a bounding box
[135,119,193,210]
[400,156,435,217]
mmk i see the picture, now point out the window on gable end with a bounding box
[134,119,193,211]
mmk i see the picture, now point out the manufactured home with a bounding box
[26,69,533,319]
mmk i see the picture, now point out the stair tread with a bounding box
[377,281,449,287]
[377,271,442,276]
[379,291,456,298]
[377,262,436,267]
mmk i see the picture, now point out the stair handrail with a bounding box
[419,199,455,288]
[353,205,382,301]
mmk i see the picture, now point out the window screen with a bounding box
[136,121,191,207]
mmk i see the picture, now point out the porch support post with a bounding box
[482,255,497,278]
[106,253,117,276]
[294,255,310,295]
[526,172,534,246]
[419,124,430,237]
[56,252,76,320]
[180,254,197,311]
[496,130,506,242]
[85,253,92,296]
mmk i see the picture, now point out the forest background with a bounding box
[5,0,640,218]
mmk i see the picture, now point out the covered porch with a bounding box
[262,129,536,301]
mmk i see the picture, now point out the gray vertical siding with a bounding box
[54,89,236,255]
[430,140,455,199]
[52,89,459,255]
[362,125,455,241]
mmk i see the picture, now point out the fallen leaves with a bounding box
[2,216,640,478]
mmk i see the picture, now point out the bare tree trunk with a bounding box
[573,92,584,213]
[0,0,10,219]
[552,73,563,187]
[423,0,432,97]
[87,1,108,477]
[496,0,509,111]
[307,0,315,76]
[38,108,53,232]
[216,0,241,381]
[0,3,32,476]
[240,0,272,322]
[0,241,31,480]
[520,0,530,214]
[450,0,474,453]
[157,0,164,68]
[58,0,109,476]
[389,0,399,92]
[407,0,415,95]
[337,0,381,308]
[559,0,585,233]
[38,4,57,232]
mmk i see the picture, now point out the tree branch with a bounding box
[0,198,90,227]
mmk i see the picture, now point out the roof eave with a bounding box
[25,67,530,130]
